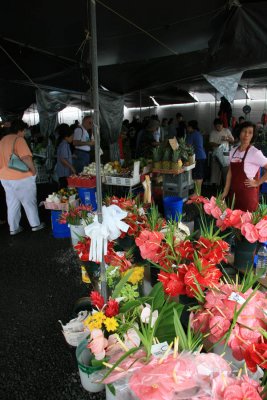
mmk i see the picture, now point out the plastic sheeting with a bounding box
[36,89,70,136]
[203,72,243,103]
[99,90,124,161]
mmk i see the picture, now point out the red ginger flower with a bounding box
[184,260,222,298]
[244,343,267,373]
[104,248,132,273]
[195,237,230,264]
[105,299,119,317]
[158,270,186,296]
[174,240,194,261]
[90,291,105,310]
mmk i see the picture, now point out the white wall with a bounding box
[23,100,267,134]
[124,99,267,134]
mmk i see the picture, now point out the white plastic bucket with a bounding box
[76,339,105,393]
[69,224,85,246]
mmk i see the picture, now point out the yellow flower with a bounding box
[94,311,106,322]
[122,266,144,285]
[83,311,106,331]
[104,317,119,332]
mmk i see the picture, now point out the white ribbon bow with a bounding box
[84,205,129,262]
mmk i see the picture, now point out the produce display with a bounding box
[67,175,96,188]
[44,188,78,210]
[82,159,150,180]
[153,138,195,171]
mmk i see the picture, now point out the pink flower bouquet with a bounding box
[190,283,267,363]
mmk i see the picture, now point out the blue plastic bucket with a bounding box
[51,210,71,238]
[78,187,97,210]
[163,196,183,221]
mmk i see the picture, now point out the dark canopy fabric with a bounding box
[0,0,267,115]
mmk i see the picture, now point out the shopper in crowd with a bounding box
[135,119,160,158]
[160,118,168,141]
[168,112,186,139]
[222,121,267,212]
[0,119,44,235]
[186,120,206,195]
[209,118,234,186]
[56,124,76,189]
[232,116,245,140]
[73,116,95,173]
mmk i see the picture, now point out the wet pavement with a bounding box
[0,183,105,400]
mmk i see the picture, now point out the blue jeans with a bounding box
[74,150,90,173]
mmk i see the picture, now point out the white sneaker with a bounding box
[32,222,45,232]
[10,226,24,235]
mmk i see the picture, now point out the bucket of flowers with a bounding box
[59,204,93,246]
[189,194,267,269]
[190,266,267,382]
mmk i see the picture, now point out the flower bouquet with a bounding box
[101,305,263,400]
[59,204,93,245]
[135,219,229,301]
[190,194,267,244]
[59,204,93,226]
[190,277,267,377]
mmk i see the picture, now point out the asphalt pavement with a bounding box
[0,183,105,400]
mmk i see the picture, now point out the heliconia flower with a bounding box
[90,291,105,310]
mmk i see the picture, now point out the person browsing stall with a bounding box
[73,116,95,173]
[222,121,267,212]
[186,120,206,195]
[0,120,44,235]
[56,124,76,189]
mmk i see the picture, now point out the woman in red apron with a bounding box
[222,122,267,212]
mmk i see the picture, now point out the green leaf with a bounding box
[107,384,116,396]
[119,300,142,313]
[155,302,183,343]
[146,282,165,309]
[111,269,134,299]
[91,357,108,367]
[101,347,140,382]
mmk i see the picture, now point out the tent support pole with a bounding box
[90,0,107,301]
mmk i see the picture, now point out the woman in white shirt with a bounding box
[222,121,267,211]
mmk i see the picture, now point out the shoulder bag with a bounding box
[8,137,30,172]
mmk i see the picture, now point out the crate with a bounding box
[183,163,195,171]
[35,164,49,184]
[105,161,140,187]
[163,170,194,191]
[163,185,189,200]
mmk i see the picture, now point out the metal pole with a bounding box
[90,0,107,301]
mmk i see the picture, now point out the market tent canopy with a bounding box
[1,0,267,116]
